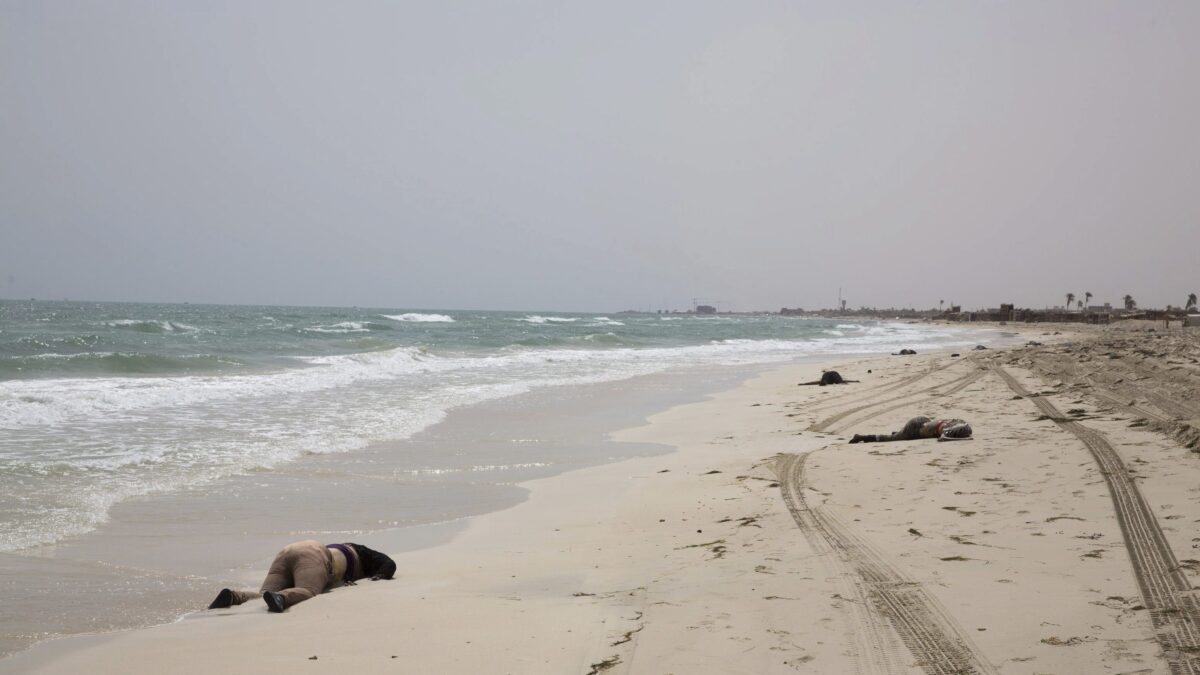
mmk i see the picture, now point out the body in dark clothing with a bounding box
[208,539,396,613]
[849,416,972,443]
[799,370,859,386]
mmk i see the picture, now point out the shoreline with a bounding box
[2,355,857,674]
[0,361,762,660]
[0,325,1032,671]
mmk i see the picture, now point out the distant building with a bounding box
[696,305,717,315]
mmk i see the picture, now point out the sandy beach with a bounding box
[4,324,1199,674]
[6,2,1197,672]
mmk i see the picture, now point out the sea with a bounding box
[0,300,1001,557]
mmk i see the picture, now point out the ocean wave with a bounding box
[343,336,396,351]
[16,336,50,349]
[516,333,636,348]
[0,321,990,429]
[580,329,628,341]
[518,315,578,324]
[382,313,455,323]
[0,352,244,378]
[588,317,625,326]
[302,321,393,334]
[0,346,431,430]
[15,334,101,350]
[572,332,631,346]
[0,319,1007,551]
[104,319,198,333]
[4,332,875,431]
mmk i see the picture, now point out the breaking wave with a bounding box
[518,316,578,324]
[0,304,1007,553]
[105,319,198,333]
[303,321,395,334]
[382,313,455,323]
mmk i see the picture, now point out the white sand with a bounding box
[5,332,1199,674]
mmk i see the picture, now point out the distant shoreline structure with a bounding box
[620,304,1198,325]
[780,304,1196,325]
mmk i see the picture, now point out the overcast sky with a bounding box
[2,1,1197,312]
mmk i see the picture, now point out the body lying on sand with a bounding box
[799,370,859,386]
[208,540,396,613]
[849,416,973,443]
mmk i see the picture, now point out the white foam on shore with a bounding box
[0,323,986,431]
[403,462,552,475]
[0,321,1000,552]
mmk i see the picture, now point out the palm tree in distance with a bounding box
[1124,294,1136,311]
[1077,300,1083,310]
[1085,291,1092,309]
[1187,293,1197,312]
[1066,293,1075,311]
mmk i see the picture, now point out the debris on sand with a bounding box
[587,655,622,674]
[1040,636,1089,646]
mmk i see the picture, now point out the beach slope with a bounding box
[5,329,1200,674]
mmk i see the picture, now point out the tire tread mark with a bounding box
[777,456,904,675]
[777,453,998,675]
[1081,378,1174,424]
[825,366,987,435]
[806,360,956,415]
[991,364,1200,674]
[810,364,981,433]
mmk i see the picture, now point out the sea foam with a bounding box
[0,310,998,553]
[105,319,198,333]
[518,316,578,324]
[305,321,371,333]
[382,313,455,323]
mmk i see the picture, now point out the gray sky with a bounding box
[2,1,1197,312]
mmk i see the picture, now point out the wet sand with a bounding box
[0,364,756,659]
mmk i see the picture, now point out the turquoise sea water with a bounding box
[0,300,995,552]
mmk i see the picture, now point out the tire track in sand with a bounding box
[991,364,1200,675]
[1084,382,1174,424]
[776,452,998,675]
[804,359,956,415]
[816,364,988,436]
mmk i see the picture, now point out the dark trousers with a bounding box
[863,416,932,443]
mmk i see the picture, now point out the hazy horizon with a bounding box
[3,2,1197,312]
[0,293,1173,315]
